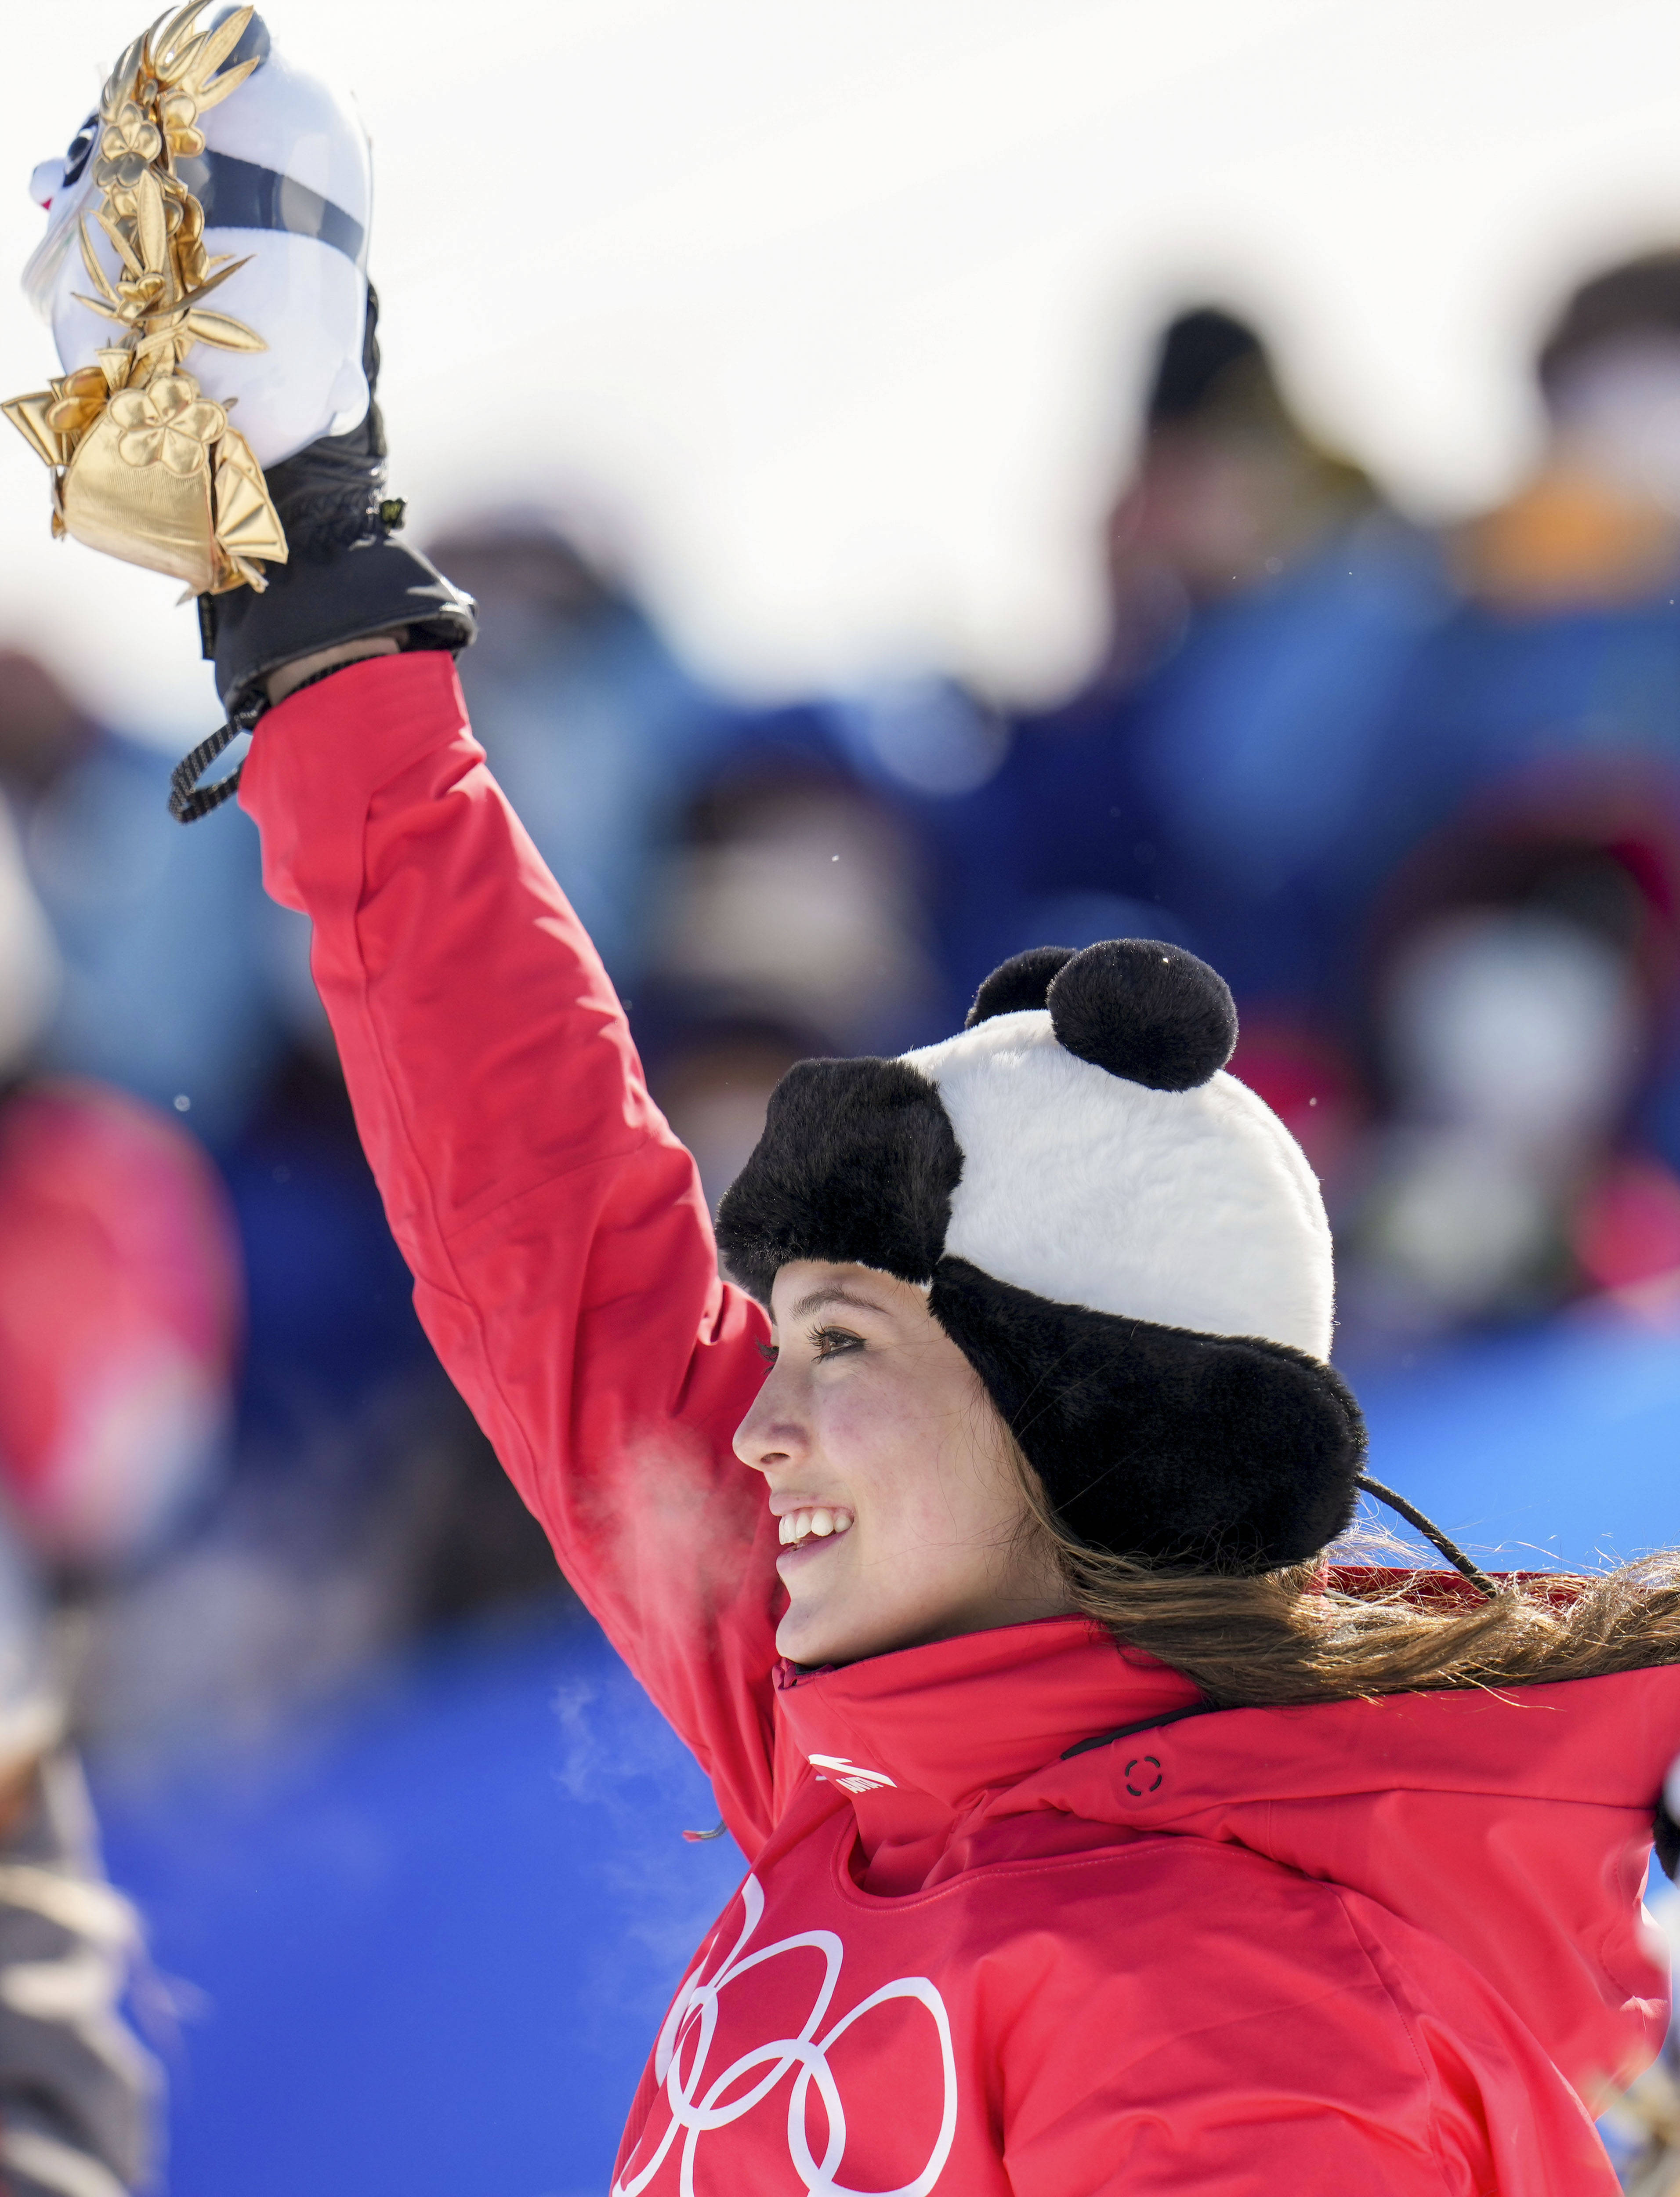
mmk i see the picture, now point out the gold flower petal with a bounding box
[148,375,196,421]
[160,428,210,476]
[117,427,166,467]
[174,399,226,442]
[44,397,100,436]
[119,109,159,154]
[108,389,155,430]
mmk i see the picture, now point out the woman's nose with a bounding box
[733,1367,805,1473]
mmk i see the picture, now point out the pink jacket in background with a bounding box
[242,651,1679,2194]
[0,1077,239,1566]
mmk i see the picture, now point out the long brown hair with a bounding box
[1014,1458,1680,1709]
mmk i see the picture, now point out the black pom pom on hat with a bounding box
[1047,939,1236,1092]
[965,946,1076,1027]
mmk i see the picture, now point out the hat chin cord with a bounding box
[1354,1473,1499,1599]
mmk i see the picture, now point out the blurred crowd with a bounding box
[6,240,1680,1785]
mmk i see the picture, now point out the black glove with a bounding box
[172,286,476,822]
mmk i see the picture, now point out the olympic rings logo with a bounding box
[612,1873,958,2197]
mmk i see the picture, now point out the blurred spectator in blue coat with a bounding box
[1367,251,1680,883]
[926,310,1451,1013]
[0,650,286,1151]
[1330,251,1680,1345]
[633,703,957,1208]
[424,512,741,997]
[912,307,1450,1191]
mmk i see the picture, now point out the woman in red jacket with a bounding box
[17,42,1680,2171]
[174,361,1680,2194]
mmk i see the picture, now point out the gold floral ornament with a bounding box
[161,90,208,159]
[43,367,111,442]
[110,374,226,475]
[97,102,164,214]
[1,3,286,597]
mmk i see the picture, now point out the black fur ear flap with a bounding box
[966,946,1077,1027]
[929,1258,1364,1570]
[716,1058,963,1303]
[1048,939,1236,1091]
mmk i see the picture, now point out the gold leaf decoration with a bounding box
[183,4,253,80]
[183,309,265,353]
[134,169,168,275]
[70,292,129,328]
[175,254,252,309]
[191,55,260,115]
[95,208,145,280]
[76,219,120,308]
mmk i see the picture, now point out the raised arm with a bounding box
[241,649,784,1850]
[7,93,786,1845]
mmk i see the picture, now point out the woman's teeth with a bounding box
[778,1507,854,1548]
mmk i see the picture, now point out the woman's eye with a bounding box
[757,1340,778,1364]
[809,1325,864,1360]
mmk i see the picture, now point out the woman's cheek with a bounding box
[813,1369,907,1486]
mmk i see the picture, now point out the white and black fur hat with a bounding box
[716,939,1368,1573]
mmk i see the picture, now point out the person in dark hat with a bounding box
[1458,249,1680,609]
[920,302,1445,1108]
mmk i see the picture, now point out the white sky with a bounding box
[4,0,1680,742]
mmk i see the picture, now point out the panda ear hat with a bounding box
[716,938,1368,1573]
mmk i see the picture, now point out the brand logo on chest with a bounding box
[807,1752,897,1795]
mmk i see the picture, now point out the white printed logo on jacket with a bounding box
[612,1873,957,2197]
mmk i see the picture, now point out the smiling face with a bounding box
[733,1260,1072,1666]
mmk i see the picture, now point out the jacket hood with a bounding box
[772,1583,1680,2096]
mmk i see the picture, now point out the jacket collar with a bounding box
[774,1613,1201,1820]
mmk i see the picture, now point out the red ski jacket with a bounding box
[243,652,1680,2195]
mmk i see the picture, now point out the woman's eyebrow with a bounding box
[787,1286,886,1322]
